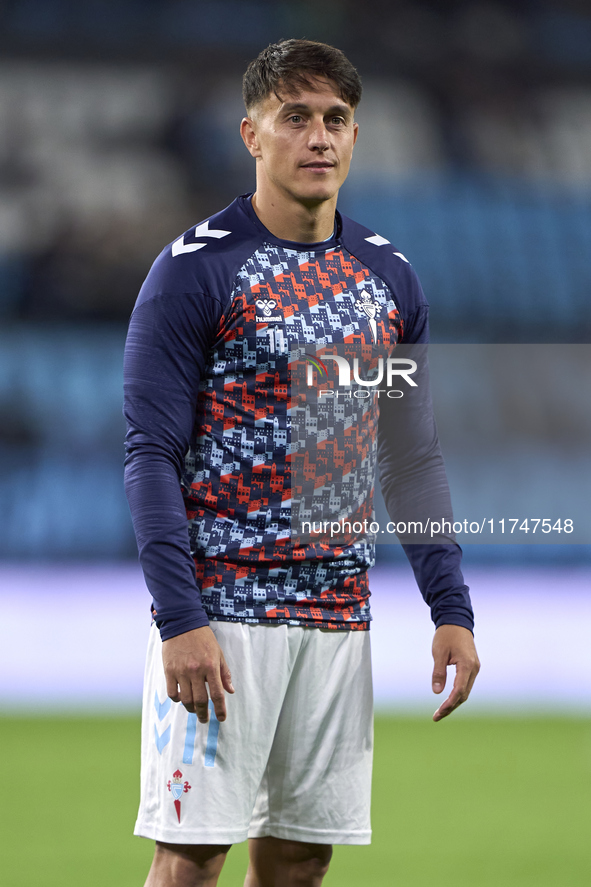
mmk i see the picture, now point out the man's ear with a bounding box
[352,121,359,148]
[241,117,261,158]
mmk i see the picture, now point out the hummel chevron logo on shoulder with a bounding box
[172,221,231,256]
[364,233,410,263]
[365,234,390,247]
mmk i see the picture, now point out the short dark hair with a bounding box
[243,39,362,113]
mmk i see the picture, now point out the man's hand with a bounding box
[431,624,480,722]
[162,626,234,724]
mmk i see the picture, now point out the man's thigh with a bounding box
[134,622,300,845]
[249,627,373,846]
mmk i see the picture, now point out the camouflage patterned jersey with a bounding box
[124,196,473,640]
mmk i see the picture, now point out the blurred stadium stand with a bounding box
[0,0,590,562]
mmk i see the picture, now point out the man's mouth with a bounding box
[301,161,335,169]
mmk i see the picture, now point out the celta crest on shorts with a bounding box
[167,769,191,823]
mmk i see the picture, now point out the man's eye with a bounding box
[289,115,302,123]
[331,117,345,126]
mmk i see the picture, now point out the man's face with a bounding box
[242,78,359,208]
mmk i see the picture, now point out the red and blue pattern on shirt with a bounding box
[182,242,401,629]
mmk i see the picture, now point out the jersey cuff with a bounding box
[157,611,210,641]
[433,612,475,634]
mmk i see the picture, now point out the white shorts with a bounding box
[134,621,373,846]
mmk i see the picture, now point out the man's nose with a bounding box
[308,120,330,150]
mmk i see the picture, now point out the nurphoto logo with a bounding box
[303,352,418,399]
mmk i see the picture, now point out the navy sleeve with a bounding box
[378,273,475,632]
[124,288,224,640]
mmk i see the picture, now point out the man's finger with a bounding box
[433,663,474,721]
[178,676,198,714]
[431,648,449,694]
[166,674,181,703]
[433,695,458,721]
[195,698,210,723]
[207,673,228,723]
[185,676,210,720]
[453,660,472,692]
[220,657,235,695]
[432,665,447,694]
[448,657,480,706]
[466,668,479,698]
[433,684,465,720]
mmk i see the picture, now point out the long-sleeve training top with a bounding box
[124,195,474,640]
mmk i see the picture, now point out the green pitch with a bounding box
[1,714,589,886]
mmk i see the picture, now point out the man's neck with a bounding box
[251,191,337,243]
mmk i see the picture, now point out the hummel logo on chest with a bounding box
[255,297,282,323]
